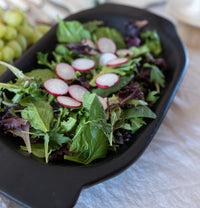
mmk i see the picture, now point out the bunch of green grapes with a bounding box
[0,7,50,75]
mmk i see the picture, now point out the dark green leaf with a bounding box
[123,105,156,119]
[93,75,134,97]
[141,30,162,56]
[144,63,165,88]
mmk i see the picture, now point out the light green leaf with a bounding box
[93,26,126,48]
[21,98,54,133]
[20,143,45,158]
[57,19,91,43]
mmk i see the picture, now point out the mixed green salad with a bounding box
[0,18,167,165]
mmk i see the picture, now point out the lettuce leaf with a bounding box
[20,97,54,133]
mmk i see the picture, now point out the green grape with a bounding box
[0,23,6,38]
[12,8,26,23]
[32,29,43,44]
[18,24,34,39]
[18,24,34,46]
[35,24,50,35]
[1,46,15,62]
[0,40,4,50]
[4,26,17,40]
[16,34,27,51]
[3,10,24,27]
[7,40,22,58]
[0,65,7,76]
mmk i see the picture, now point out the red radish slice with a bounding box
[44,78,68,96]
[68,85,89,102]
[55,63,75,81]
[98,96,108,110]
[97,37,117,53]
[106,57,128,67]
[72,58,95,72]
[99,53,117,66]
[96,73,119,88]
[57,96,81,108]
[116,49,134,57]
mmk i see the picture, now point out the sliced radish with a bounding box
[55,63,75,81]
[116,49,134,57]
[72,58,95,72]
[98,96,108,110]
[57,96,81,108]
[68,85,89,102]
[99,53,117,66]
[44,78,68,96]
[106,57,128,67]
[96,73,119,88]
[97,37,117,53]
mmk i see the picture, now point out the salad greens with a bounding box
[0,18,167,165]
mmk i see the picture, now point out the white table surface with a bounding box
[1,1,200,208]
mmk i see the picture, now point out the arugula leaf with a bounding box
[49,129,71,146]
[20,98,54,133]
[146,91,160,104]
[93,27,126,48]
[60,117,77,134]
[144,63,165,88]
[37,52,56,70]
[54,44,75,64]
[141,30,162,56]
[115,117,146,133]
[57,19,91,43]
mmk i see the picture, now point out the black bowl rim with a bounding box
[0,3,188,208]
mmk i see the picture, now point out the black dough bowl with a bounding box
[0,3,188,208]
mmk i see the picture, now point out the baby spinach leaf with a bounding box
[64,93,112,164]
[123,105,156,119]
[57,19,91,43]
[93,75,134,97]
[93,26,126,48]
[64,121,108,165]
